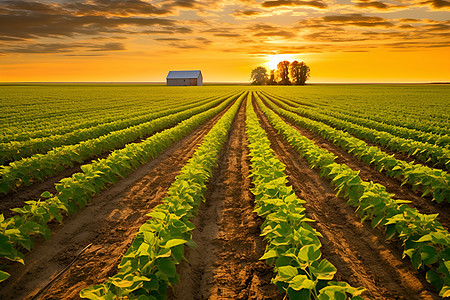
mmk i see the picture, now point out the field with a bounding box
[0,84,449,299]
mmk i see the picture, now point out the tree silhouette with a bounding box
[250,66,268,85]
[250,61,310,85]
[277,61,291,85]
[267,69,277,85]
[290,60,310,85]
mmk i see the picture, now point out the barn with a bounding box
[166,70,203,86]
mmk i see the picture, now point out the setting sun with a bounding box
[264,54,298,71]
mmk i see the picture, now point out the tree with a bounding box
[290,60,301,85]
[290,60,310,85]
[250,66,268,85]
[267,69,277,85]
[277,60,291,85]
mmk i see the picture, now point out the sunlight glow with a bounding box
[264,54,297,70]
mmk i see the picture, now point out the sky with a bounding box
[0,0,449,83]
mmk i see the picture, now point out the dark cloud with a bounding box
[261,0,328,9]
[0,0,189,41]
[2,42,126,54]
[214,33,242,37]
[249,23,298,38]
[65,0,171,16]
[196,37,212,44]
[155,37,184,41]
[352,0,406,10]
[355,1,389,9]
[305,31,369,42]
[421,0,450,8]
[89,42,126,51]
[323,14,394,27]
[233,9,264,17]
[386,41,450,49]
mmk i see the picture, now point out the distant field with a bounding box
[0,84,449,299]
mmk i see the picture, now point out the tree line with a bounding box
[250,60,310,85]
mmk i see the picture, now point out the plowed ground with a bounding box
[0,96,444,299]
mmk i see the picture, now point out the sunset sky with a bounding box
[1,0,449,83]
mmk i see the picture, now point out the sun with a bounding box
[264,54,297,70]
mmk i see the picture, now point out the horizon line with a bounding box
[1,81,449,85]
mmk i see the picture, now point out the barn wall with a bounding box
[167,78,192,86]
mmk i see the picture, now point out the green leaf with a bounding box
[0,270,10,282]
[420,245,438,265]
[299,245,321,263]
[260,249,278,260]
[164,239,187,249]
[426,269,444,291]
[157,258,177,277]
[440,285,450,298]
[277,265,298,280]
[40,191,52,198]
[311,259,337,280]
[411,250,422,270]
[147,211,166,220]
[290,274,315,291]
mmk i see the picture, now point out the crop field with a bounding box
[0,84,449,299]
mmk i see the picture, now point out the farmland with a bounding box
[0,84,449,299]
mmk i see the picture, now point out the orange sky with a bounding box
[1,0,449,83]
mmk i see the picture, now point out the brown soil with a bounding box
[265,92,445,171]
[263,95,450,230]
[168,98,281,300]
[0,93,445,300]
[253,96,440,300]
[0,107,218,217]
[0,104,229,300]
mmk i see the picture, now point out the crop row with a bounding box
[264,92,450,171]
[0,94,234,195]
[246,94,365,299]
[274,89,450,136]
[0,92,242,282]
[0,94,225,164]
[308,98,448,136]
[258,93,449,204]
[0,89,229,139]
[263,92,449,148]
[1,87,232,142]
[80,91,246,299]
[255,94,450,297]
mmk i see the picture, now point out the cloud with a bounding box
[421,0,450,8]
[0,1,189,40]
[261,0,328,9]
[233,9,265,18]
[65,0,171,16]
[1,42,126,54]
[254,30,297,38]
[248,23,298,38]
[322,14,394,27]
[351,0,407,10]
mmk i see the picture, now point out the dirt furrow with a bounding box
[169,99,281,300]
[254,98,440,299]
[0,105,229,300]
[0,105,221,217]
[267,101,450,230]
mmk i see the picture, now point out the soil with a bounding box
[0,109,211,218]
[168,97,281,300]
[263,91,445,171]
[263,97,450,230]
[0,92,446,300]
[253,95,440,299]
[0,102,229,300]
